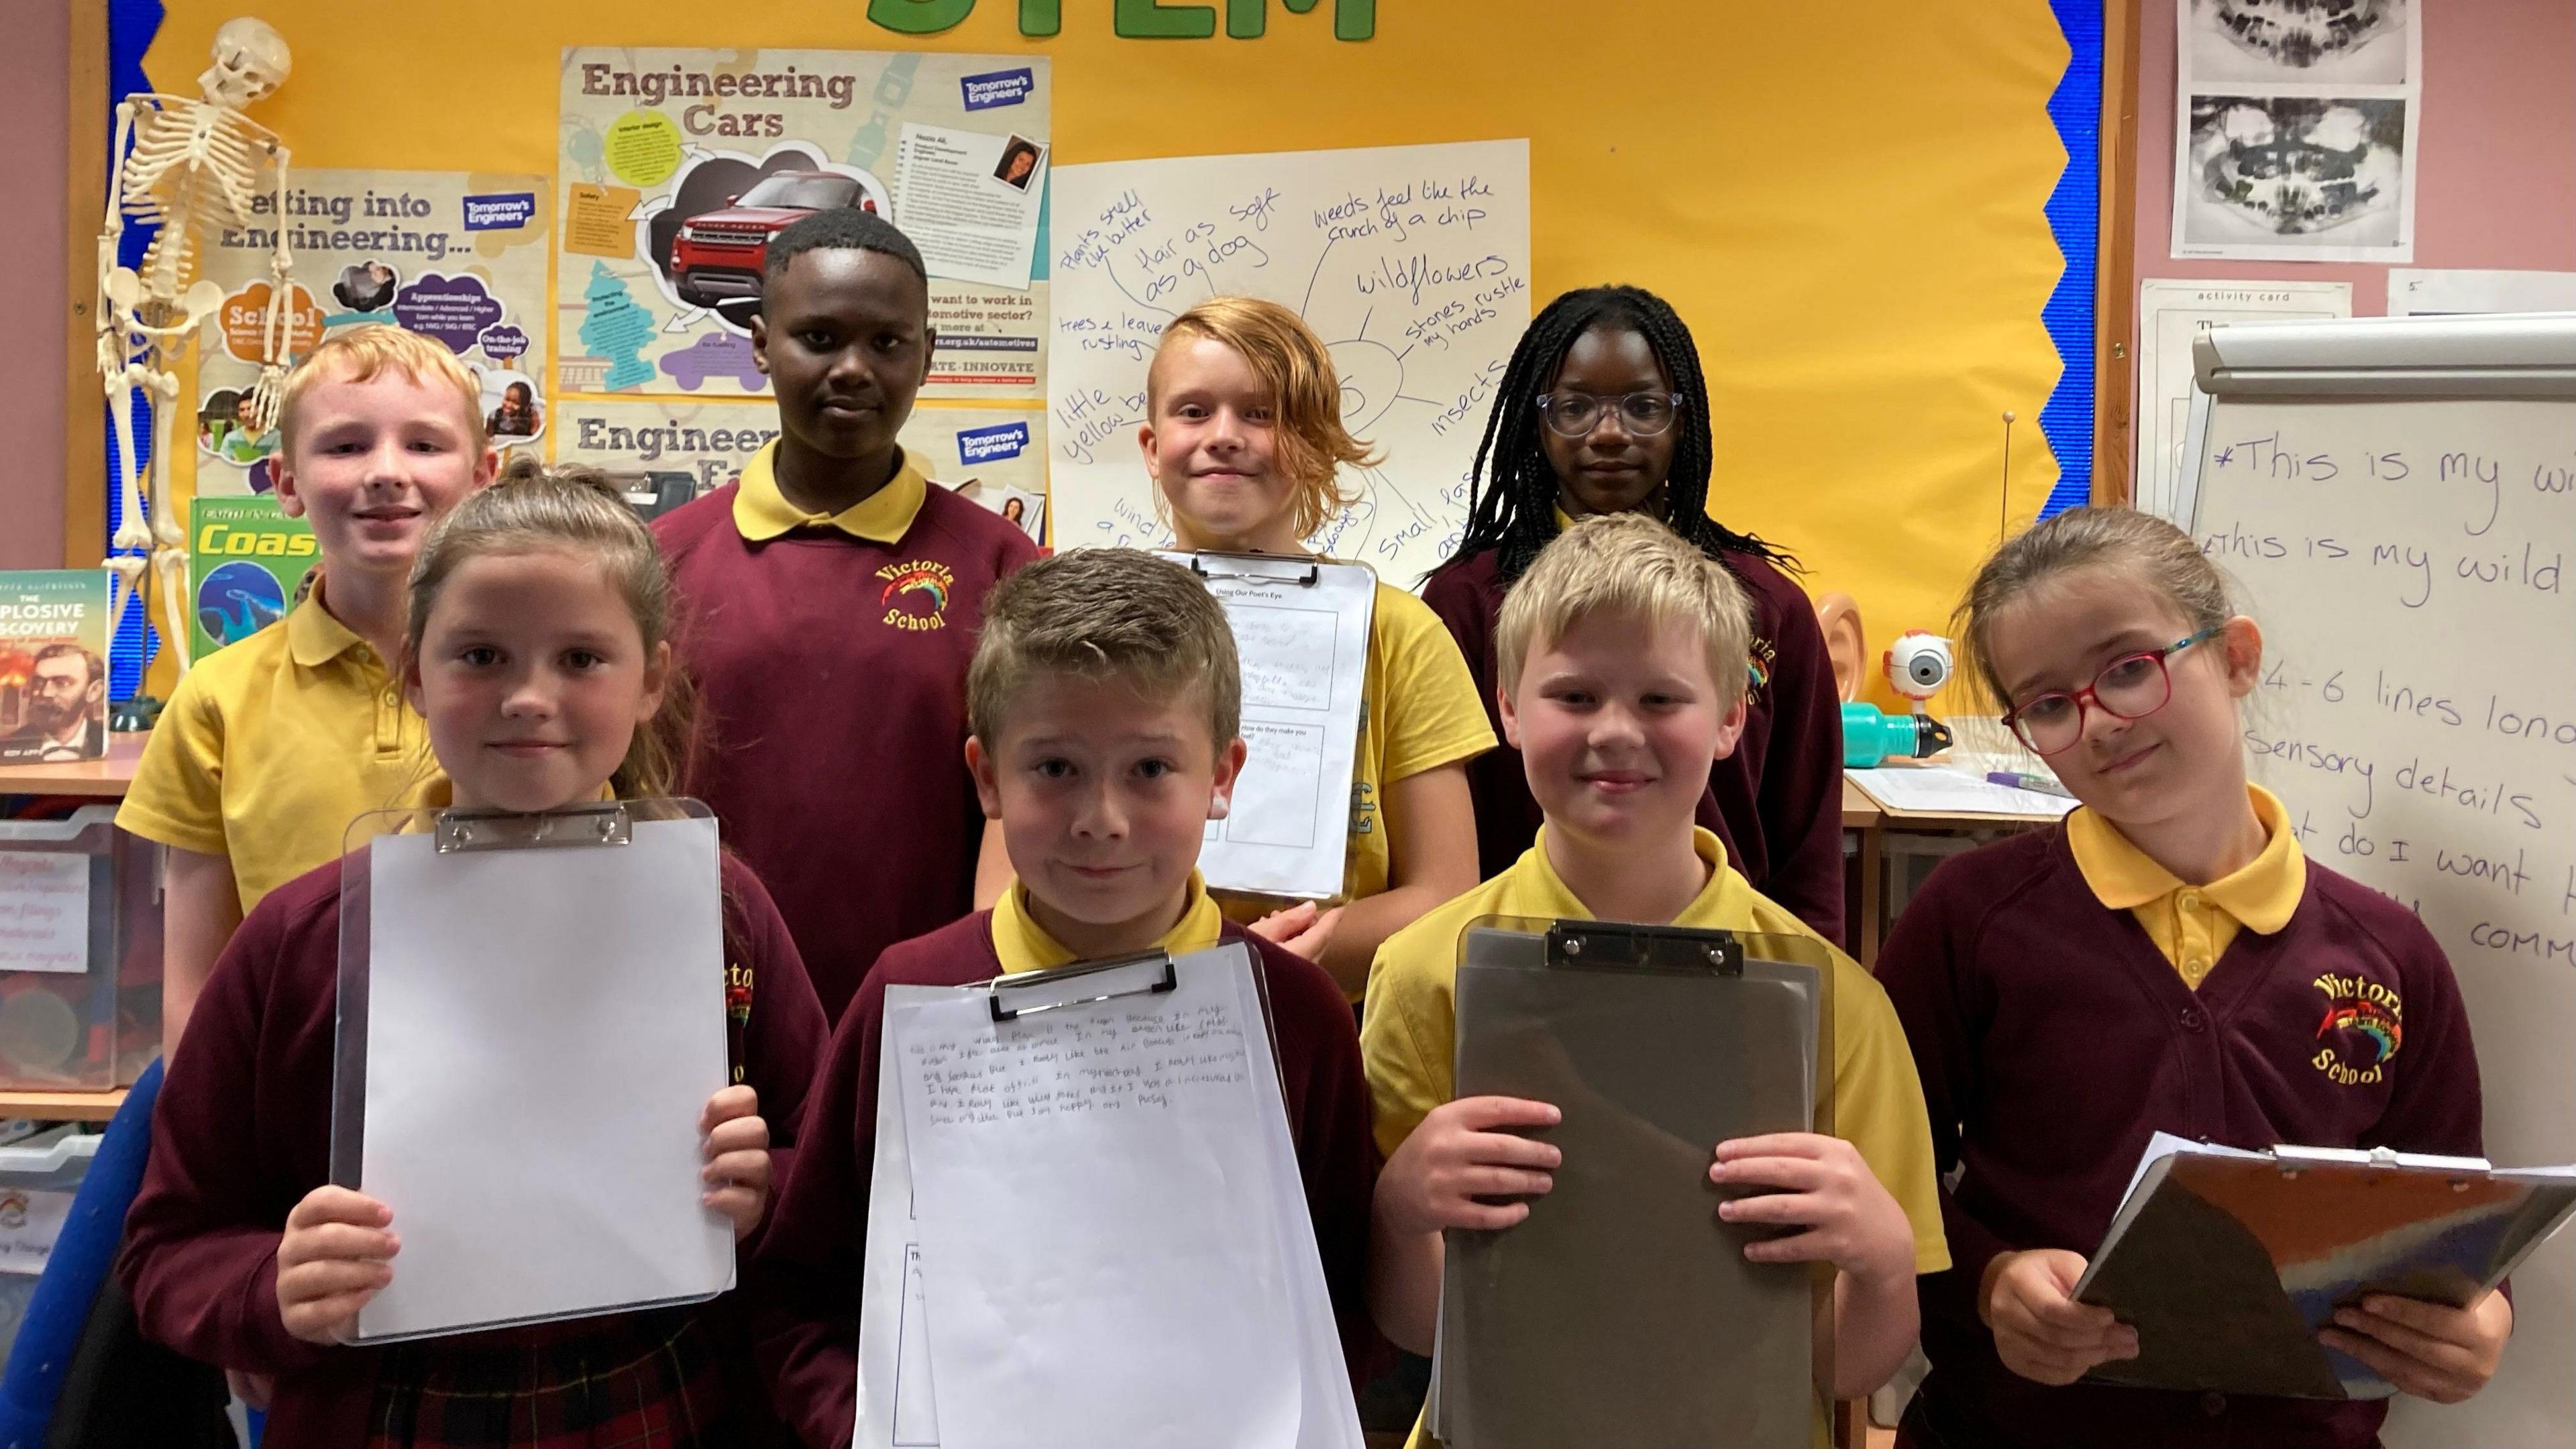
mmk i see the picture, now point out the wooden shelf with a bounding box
[0,734,145,799]
[0,1089,127,1121]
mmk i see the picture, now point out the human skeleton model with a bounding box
[96,18,294,674]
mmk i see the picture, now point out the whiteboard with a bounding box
[2186,314,2576,1447]
[1046,140,1532,586]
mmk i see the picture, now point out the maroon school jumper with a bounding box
[656,475,1038,1022]
[1424,543,1846,943]
[1873,828,2486,1449]
[117,851,828,1449]
[749,914,1384,1449]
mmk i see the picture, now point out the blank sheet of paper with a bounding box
[353,816,733,1342]
[892,955,1304,1449]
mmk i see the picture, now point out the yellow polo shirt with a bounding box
[989,873,1224,974]
[1218,582,1493,947]
[1346,584,1495,902]
[2065,784,2307,989]
[118,591,445,914]
[1361,827,1948,1448]
[731,441,928,543]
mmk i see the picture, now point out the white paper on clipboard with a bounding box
[1167,552,1375,901]
[337,806,734,1344]
[864,945,1363,1449]
[857,983,957,1449]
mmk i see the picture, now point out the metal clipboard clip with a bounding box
[434,803,633,854]
[1544,921,1746,976]
[1189,549,1322,588]
[984,949,1179,1023]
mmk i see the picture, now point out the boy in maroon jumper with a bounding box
[750,550,1379,1449]
[1877,509,2506,1449]
[656,209,1037,1021]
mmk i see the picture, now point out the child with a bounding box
[1365,514,1945,1443]
[749,549,1379,1448]
[1139,297,1492,994]
[1874,508,2506,1448]
[656,209,1037,1022]
[120,324,498,1047]
[1425,285,1846,943]
[117,462,828,1448]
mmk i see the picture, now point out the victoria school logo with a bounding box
[877,560,955,632]
[2310,971,2403,1086]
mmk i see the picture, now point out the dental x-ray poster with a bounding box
[2170,0,2420,263]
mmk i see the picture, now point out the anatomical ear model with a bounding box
[96,17,294,675]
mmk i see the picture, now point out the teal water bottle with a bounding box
[1842,702,1954,768]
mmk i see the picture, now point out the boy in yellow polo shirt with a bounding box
[1362,513,1947,1445]
[119,326,496,1046]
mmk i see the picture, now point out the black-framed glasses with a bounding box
[1536,391,1684,438]
[2000,627,2222,755]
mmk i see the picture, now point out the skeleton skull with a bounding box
[199,17,290,108]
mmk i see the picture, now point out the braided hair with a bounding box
[1446,285,1796,582]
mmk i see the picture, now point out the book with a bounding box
[2074,1132,2576,1399]
[0,572,113,764]
[187,496,318,662]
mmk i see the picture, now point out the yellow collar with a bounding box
[2066,785,2306,935]
[1517,825,1756,928]
[987,872,1224,975]
[731,441,930,543]
[284,588,376,670]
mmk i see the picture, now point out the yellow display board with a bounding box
[142,1,2072,710]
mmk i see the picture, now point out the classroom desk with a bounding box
[1842,777,2063,967]
[0,735,146,799]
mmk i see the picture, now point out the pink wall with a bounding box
[2134,0,2576,320]
[0,0,68,570]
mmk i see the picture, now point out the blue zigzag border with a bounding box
[2039,0,2104,520]
[103,0,167,702]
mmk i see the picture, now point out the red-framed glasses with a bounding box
[2000,627,2222,756]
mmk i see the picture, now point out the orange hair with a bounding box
[1148,297,1379,542]
[276,323,485,455]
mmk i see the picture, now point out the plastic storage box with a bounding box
[0,1126,100,1376]
[0,807,160,1089]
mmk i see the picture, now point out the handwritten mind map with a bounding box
[1047,140,1531,590]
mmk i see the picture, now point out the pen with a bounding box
[1987,770,2075,799]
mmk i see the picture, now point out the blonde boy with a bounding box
[119,326,496,1045]
[1362,513,1948,1444]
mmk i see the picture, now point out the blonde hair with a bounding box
[967,549,1240,749]
[404,455,696,800]
[277,324,485,453]
[1148,297,1379,541]
[1497,513,1754,701]
[1955,507,2234,708]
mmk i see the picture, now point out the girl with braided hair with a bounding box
[1424,284,1848,942]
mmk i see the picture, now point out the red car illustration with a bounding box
[669,171,879,307]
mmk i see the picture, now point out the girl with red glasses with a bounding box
[1872,508,2507,1448]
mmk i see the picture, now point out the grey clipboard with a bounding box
[1431,918,1835,1449]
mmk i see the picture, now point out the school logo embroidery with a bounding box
[1748,635,1778,696]
[2310,971,2404,1086]
[877,559,955,632]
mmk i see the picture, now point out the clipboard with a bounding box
[331,800,735,1344]
[862,942,1364,1449]
[1432,918,1836,1449]
[1165,549,1377,902]
[2073,1134,2576,1399]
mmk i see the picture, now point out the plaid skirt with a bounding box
[365,1307,731,1449]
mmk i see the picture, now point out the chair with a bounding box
[0,1061,234,1448]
